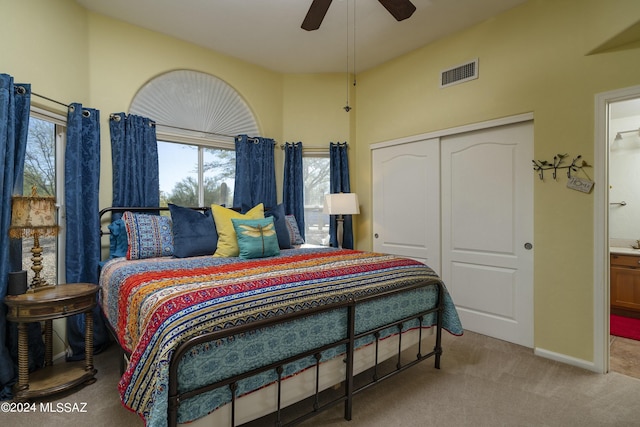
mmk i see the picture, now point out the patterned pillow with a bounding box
[232,217,280,259]
[285,215,305,245]
[211,203,264,257]
[122,211,174,260]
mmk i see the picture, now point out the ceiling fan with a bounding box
[302,0,417,31]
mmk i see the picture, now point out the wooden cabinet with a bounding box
[610,254,640,315]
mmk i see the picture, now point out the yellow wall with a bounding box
[2,0,640,365]
[282,73,353,147]
[354,0,640,361]
[85,13,284,209]
[281,72,355,202]
[0,0,90,110]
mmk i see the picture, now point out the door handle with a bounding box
[524,243,533,250]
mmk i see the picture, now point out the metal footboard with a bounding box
[167,280,444,427]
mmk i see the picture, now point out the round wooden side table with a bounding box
[4,283,99,400]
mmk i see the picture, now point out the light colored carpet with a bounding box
[4,330,640,427]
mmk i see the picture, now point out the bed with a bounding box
[98,204,463,427]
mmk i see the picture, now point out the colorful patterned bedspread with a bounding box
[99,247,462,427]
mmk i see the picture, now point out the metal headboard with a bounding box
[98,206,243,237]
[99,206,209,237]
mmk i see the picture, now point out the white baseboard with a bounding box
[53,351,67,364]
[534,347,598,373]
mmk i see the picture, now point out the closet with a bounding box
[371,118,534,347]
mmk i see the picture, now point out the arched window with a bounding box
[130,70,259,206]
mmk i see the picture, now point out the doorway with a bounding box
[594,84,640,375]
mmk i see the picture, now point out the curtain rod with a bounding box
[155,122,273,143]
[280,144,333,153]
[109,114,274,143]
[154,121,235,139]
[32,91,70,108]
[32,92,92,117]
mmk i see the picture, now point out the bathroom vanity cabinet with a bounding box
[610,253,640,316]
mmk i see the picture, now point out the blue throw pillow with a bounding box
[168,204,218,258]
[265,203,292,249]
[231,217,280,259]
[108,218,128,259]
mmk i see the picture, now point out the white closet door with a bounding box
[372,138,440,274]
[440,121,534,347]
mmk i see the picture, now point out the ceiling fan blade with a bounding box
[302,0,333,31]
[378,0,416,21]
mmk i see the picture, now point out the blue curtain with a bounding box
[282,142,304,239]
[110,113,159,210]
[0,74,43,399]
[233,134,276,210]
[329,142,354,249]
[65,103,110,361]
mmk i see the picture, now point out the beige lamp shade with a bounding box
[323,193,360,215]
[9,194,59,239]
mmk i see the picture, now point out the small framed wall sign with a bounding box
[567,176,594,193]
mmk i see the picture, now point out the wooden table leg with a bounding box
[16,323,29,392]
[44,319,53,367]
[84,310,97,379]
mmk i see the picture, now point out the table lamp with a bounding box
[323,192,360,248]
[9,186,59,292]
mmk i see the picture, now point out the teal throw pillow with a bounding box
[231,217,280,259]
[108,218,128,259]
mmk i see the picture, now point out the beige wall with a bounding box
[2,0,640,365]
[354,0,640,361]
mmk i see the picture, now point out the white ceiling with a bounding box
[76,0,527,74]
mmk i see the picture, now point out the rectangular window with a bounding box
[303,155,330,246]
[23,113,64,286]
[158,141,235,207]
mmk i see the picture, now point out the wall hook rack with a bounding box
[531,153,590,181]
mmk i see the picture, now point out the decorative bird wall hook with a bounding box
[532,153,590,181]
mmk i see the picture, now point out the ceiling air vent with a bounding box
[440,59,479,88]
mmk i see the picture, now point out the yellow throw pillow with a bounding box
[211,203,264,257]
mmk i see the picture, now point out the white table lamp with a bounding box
[323,193,359,248]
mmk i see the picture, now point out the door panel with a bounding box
[372,139,440,273]
[450,262,516,318]
[441,121,533,347]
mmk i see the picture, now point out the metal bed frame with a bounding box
[98,206,445,427]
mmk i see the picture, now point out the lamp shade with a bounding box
[323,193,360,215]
[9,194,59,239]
